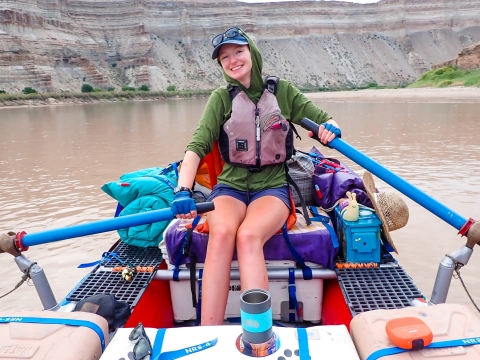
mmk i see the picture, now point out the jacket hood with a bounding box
[221,32,264,104]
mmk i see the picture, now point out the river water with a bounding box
[1,96,480,318]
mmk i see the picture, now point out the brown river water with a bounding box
[1,95,480,319]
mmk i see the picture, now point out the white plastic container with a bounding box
[169,275,323,323]
[0,310,109,360]
[350,303,480,359]
[101,324,360,359]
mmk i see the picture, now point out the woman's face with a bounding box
[218,44,252,88]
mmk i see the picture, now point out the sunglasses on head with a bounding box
[129,322,152,360]
[212,27,245,48]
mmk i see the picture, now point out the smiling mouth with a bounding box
[231,65,243,71]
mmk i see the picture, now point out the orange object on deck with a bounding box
[385,317,433,350]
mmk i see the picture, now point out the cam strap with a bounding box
[366,336,480,360]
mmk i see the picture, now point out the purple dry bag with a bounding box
[309,147,372,210]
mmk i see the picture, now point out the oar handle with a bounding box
[16,202,215,251]
[300,118,472,233]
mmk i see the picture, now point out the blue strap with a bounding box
[281,225,312,280]
[158,161,181,178]
[77,251,128,269]
[296,328,310,360]
[114,202,123,217]
[194,269,203,326]
[310,206,340,249]
[152,328,166,359]
[173,216,201,281]
[172,161,179,178]
[155,338,217,360]
[288,268,300,322]
[367,337,480,360]
[144,174,176,190]
[0,316,105,351]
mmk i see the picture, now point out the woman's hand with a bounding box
[308,119,341,145]
[171,191,197,219]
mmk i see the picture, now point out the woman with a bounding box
[171,27,341,325]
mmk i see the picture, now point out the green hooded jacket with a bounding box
[186,34,331,192]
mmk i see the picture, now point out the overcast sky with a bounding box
[239,0,380,3]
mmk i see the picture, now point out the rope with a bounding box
[0,262,37,299]
[445,254,480,313]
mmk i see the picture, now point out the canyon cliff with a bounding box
[1,0,480,93]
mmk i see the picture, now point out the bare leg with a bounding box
[236,196,289,291]
[201,196,246,325]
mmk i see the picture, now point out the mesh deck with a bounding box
[100,241,163,268]
[336,265,423,317]
[67,241,163,307]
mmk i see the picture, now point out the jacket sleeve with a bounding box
[186,89,227,159]
[278,79,331,126]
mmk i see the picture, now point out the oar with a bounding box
[14,202,214,251]
[301,118,478,241]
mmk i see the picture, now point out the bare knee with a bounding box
[236,227,262,254]
[207,226,236,255]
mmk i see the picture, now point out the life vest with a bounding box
[218,77,295,171]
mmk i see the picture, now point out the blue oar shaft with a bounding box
[300,118,467,231]
[21,208,175,247]
[330,138,467,230]
[19,202,214,248]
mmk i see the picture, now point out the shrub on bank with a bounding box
[22,87,37,94]
[166,85,176,92]
[81,84,93,93]
[138,85,149,91]
[122,86,136,92]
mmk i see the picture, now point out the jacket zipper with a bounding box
[255,107,261,168]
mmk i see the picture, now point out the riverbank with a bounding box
[306,87,480,103]
[0,90,211,109]
[1,87,480,109]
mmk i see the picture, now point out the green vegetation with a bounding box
[138,85,149,91]
[22,87,37,94]
[107,87,115,92]
[409,66,480,88]
[81,84,93,93]
[121,86,136,91]
[299,81,408,93]
[166,85,176,92]
[0,90,6,94]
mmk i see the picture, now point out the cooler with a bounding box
[101,324,360,359]
[334,206,382,263]
[0,310,109,360]
[160,210,338,323]
[350,303,480,359]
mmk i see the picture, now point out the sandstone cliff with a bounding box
[1,0,480,93]
[435,41,480,70]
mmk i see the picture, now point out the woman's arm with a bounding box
[178,150,201,190]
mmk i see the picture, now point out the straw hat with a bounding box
[362,172,409,254]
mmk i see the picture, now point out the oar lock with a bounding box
[466,221,480,249]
